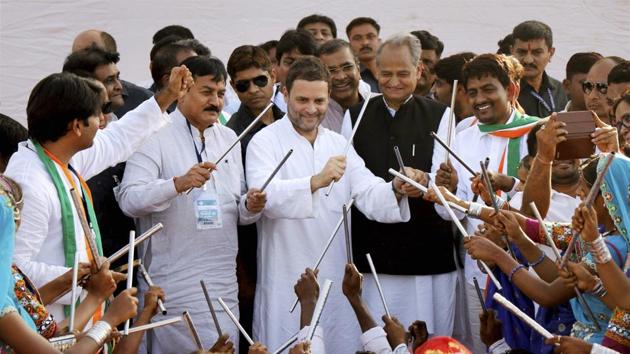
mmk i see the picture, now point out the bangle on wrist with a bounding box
[85,320,112,347]
[467,202,483,217]
[589,278,608,298]
[527,251,546,267]
[587,236,612,264]
[509,264,527,282]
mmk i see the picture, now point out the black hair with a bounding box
[317,38,352,57]
[297,14,337,38]
[276,29,318,63]
[434,52,476,84]
[410,30,444,57]
[151,42,195,90]
[461,53,511,89]
[497,33,514,55]
[0,113,28,170]
[176,38,211,57]
[27,73,102,143]
[259,40,278,53]
[180,56,227,83]
[345,17,380,37]
[608,61,630,85]
[526,122,545,156]
[512,20,553,48]
[286,57,330,92]
[62,45,120,75]
[565,52,603,80]
[152,25,194,44]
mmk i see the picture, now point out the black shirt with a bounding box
[518,72,568,117]
[114,80,153,118]
[226,103,285,162]
[360,67,380,93]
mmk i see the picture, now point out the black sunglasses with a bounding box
[101,101,113,114]
[234,75,269,93]
[582,81,608,95]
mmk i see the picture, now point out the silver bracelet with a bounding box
[467,202,483,217]
[497,197,507,209]
[49,334,76,351]
[85,320,112,347]
[587,236,612,264]
[589,278,608,298]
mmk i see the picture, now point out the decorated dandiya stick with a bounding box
[289,198,355,313]
[69,188,102,271]
[325,93,372,196]
[430,132,476,176]
[306,279,333,341]
[260,149,293,192]
[430,182,502,290]
[183,311,204,350]
[185,101,275,194]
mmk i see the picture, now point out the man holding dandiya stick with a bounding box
[118,56,266,354]
[246,56,425,353]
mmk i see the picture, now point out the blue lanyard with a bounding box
[186,121,206,163]
[530,88,555,112]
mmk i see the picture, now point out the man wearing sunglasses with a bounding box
[227,45,285,161]
[583,56,625,124]
[317,39,372,133]
[510,20,567,118]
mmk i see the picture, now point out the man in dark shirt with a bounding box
[346,17,381,93]
[225,45,283,353]
[411,30,444,98]
[510,20,568,117]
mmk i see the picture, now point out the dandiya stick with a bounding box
[473,277,487,313]
[138,263,167,315]
[306,279,333,341]
[260,149,293,192]
[200,280,223,337]
[69,252,79,332]
[272,333,299,354]
[388,169,468,214]
[430,132,476,176]
[393,146,407,177]
[493,293,553,339]
[125,316,182,334]
[183,311,204,350]
[430,182,502,290]
[343,200,353,264]
[123,231,135,335]
[289,198,355,313]
[218,297,254,345]
[69,188,102,271]
[472,158,489,203]
[366,254,390,318]
[445,79,458,163]
[325,93,372,196]
[185,102,275,194]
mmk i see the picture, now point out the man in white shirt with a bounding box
[434,53,539,353]
[118,56,266,354]
[6,66,192,321]
[317,39,373,133]
[246,56,423,353]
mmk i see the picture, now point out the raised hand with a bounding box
[382,315,406,348]
[310,155,346,192]
[591,111,620,153]
[571,203,599,242]
[342,263,363,301]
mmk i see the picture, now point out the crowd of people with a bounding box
[1,13,630,354]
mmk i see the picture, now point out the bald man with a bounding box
[72,29,152,117]
[583,56,624,124]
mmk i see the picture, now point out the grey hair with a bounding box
[376,33,422,66]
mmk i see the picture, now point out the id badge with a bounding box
[194,182,223,230]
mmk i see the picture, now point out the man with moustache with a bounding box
[341,33,458,340]
[511,20,567,117]
[432,52,476,132]
[246,56,423,353]
[583,56,625,124]
[318,39,372,133]
[561,52,603,112]
[435,53,539,353]
[411,30,444,98]
[346,17,381,93]
[118,56,267,354]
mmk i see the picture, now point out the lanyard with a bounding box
[186,121,206,163]
[530,88,555,113]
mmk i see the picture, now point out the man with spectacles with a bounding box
[613,90,630,154]
[317,39,372,133]
[560,52,602,112]
[510,20,567,117]
[411,30,444,98]
[583,56,625,124]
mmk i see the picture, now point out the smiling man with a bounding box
[317,39,372,132]
[435,53,539,353]
[511,20,567,117]
[118,55,267,354]
[246,56,424,353]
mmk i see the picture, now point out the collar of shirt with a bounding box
[476,108,516,135]
[172,107,216,139]
[522,71,555,93]
[382,95,413,117]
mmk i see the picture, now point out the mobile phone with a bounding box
[555,111,596,160]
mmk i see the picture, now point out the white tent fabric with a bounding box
[1,0,629,125]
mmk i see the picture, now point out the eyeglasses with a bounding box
[101,101,113,114]
[618,113,630,129]
[582,81,608,95]
[327,63,357,75]
[234,75,269,93]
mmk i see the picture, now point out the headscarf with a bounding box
[600,153,630,244]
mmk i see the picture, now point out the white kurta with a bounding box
[6,97,170,321]
[246,116,410,354]
[117,109,259,354]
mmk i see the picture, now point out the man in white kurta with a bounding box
[246,57,417,354]
[6,69,188,321]
[117,56,264,354]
